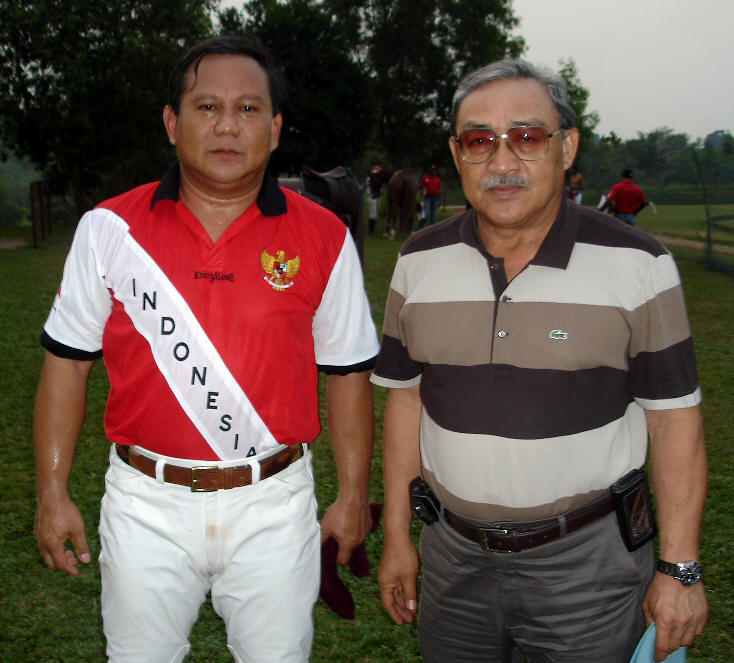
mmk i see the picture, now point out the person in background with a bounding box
[605,168,648,225]
[568,163,584,204]
[33,34,379,663]
[366,164,383,235]
[419,165,442,227]
[373,58,707,663]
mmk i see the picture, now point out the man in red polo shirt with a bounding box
[33,35,378,662]
[606,168,647,225]
[419,165,442,227]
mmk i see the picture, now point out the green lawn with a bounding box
[635,203,734,246]
[1,216,731,662]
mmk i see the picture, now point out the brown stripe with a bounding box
[629,338,699,400]
[421,363,632,439]
[373,334,422,382]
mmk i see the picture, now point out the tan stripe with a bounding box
[395,300,633,370]
[629,285,692,357]
[424,464,607,521]
[492,301,630,370]
[401,300,494,365]
[381,289,406,340]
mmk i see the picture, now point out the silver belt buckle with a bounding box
[478,527,513,553]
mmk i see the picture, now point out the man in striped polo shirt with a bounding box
[372,60,707,662]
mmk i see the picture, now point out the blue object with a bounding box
[630,622,686,662]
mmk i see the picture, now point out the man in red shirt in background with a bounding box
[606,168,647,225]
[419,165,442,227]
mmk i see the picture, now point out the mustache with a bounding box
[480,174,530,190]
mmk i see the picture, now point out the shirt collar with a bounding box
[150,162,287,217]
[459,195,578,270]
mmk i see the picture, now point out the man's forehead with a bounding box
[457,77,556,124]
[184,53,268,90]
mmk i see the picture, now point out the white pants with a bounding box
[99,446,320,663]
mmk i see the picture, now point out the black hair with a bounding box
[167,35,286,115]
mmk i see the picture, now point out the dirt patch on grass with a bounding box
[0,238,27,249]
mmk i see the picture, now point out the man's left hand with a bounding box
[320,497,373,564]
[642,572,708,661]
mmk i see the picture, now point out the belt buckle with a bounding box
[478,527,513,553]
[191,465,219,492]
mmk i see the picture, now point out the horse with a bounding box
[385,168,419,238]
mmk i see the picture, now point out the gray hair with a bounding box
[450,59,577,133]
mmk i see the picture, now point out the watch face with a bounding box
[677,561,703,586]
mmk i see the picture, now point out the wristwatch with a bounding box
[656,559,703,586]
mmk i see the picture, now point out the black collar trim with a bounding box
[150,163,180,208]
[150,163,287,217]
[459,196,578,270]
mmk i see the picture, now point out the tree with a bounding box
[219,0,376,175]
[0,0,214,216]
[625,128,691,183]
[322,0,524,168]
[557,58,599,161]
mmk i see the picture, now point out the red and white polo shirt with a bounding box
[42,167,379,460]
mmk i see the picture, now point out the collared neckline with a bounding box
[150,162,287,217]
[459,195,579,270]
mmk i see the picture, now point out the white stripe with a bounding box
[101,212,278,460]
[419,403,649,509]
[635,387,701,411]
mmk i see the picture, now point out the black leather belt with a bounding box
[444,493,614,553]
[115,444,303,492]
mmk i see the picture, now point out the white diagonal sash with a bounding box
[106,228,278,460]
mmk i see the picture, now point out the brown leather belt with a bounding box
[444,493,614,553]
[115,443,303,492]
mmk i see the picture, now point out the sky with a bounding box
[511,0,734,141]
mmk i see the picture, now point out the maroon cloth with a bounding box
[319,503,382,619]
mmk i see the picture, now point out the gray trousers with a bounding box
[418,512,654,663]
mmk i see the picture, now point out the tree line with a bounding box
[0,0,730,220]
[577,128,734,205]
[0,0,528,216]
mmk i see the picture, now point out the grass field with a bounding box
[635,203,734,247]
[1,209,732,662]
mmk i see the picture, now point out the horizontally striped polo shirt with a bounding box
[370,198,700,521]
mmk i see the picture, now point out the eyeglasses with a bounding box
[454,126,566,163]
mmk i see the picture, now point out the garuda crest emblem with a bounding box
[260,249,300,291]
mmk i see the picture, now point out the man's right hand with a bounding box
[33,352,95,576]
[378,537,419,624]
[34,495,90,576]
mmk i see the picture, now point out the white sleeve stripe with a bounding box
[312,232,379,366]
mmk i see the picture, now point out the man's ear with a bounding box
[270,112,283,153]
[162,105,178,146]
[448,135,462,173]
[562,128,580,169]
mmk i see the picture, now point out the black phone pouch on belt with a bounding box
[610,468,657,551]
[409,476,441,525]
